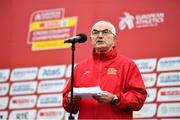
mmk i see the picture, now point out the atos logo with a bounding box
[38,65,66,79]
[43,69,60,75]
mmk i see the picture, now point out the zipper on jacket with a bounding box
[98,58,103,86]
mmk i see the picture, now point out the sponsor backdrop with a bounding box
[0,0,180,119]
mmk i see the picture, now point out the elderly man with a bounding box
[63,20,147,119]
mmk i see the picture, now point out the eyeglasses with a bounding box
[91,29,114,36]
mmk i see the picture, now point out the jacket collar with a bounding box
[93,46,117,61]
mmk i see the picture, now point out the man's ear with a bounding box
[90,36,94,44]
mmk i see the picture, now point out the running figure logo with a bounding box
[119,12,134,30]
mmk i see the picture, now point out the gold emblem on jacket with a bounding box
[107,68,118,75]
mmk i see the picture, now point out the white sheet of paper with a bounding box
[73,86,102,98]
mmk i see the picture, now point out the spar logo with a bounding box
[37,108,65,120]
[9,95,37,109]
[27,8,78,51]
[157,87,180,101]
[119,12,165,30]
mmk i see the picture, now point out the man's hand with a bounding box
[93,91,114,104]
[68,92,81,104]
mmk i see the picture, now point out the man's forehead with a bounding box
[92,22,113,30]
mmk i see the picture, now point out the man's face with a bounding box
[90,22,116,53]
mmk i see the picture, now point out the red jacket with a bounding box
[63,48,147,119]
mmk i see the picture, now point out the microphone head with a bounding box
[77,33,87,43]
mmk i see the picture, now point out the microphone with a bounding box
[64,33,87,43]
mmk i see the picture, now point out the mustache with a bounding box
[96,39,105,43]
[96,40,106,44]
